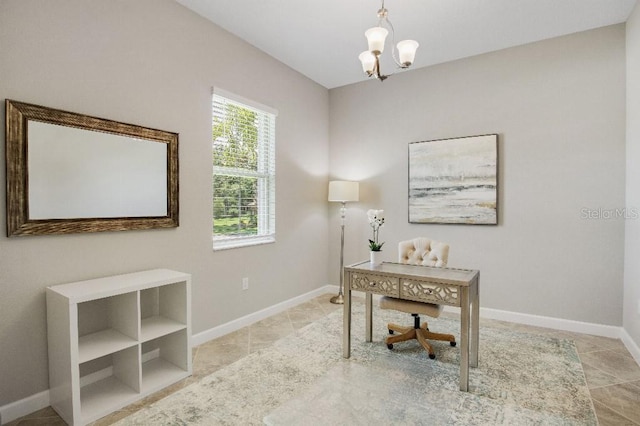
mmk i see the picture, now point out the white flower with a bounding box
[367,209,385,251]
[367,209,384,224]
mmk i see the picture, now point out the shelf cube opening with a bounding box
[78,292,138,341]
[79,346,140,421]
[140,329,190,393]
[140,281,187,324]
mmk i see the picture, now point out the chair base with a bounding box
[385,321,456,359]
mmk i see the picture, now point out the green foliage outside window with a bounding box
[213,105,259,236]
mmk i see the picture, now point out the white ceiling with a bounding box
[176,0,637,89]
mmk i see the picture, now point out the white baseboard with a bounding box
[0,390,49,425]
[445,306,638,365]
[467,306,623,339]
[620,328,640,365]
[368,295,622,338]
[191,285,336,347]
[361,294,636,356]
[79,349,162,389]
[80,366,113,388]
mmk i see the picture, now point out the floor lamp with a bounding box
[328,180,359,304]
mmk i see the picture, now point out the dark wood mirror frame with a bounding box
[5,99,179,236]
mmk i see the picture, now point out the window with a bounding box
[212,89,277,250]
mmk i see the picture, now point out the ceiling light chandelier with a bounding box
[358,0,419,82]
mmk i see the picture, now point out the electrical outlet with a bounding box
[242,277,249,291]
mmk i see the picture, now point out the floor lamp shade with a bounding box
[328,181,359,202]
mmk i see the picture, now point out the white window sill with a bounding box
[213,235,275,251]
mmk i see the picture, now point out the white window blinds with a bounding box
[212,89,277,250]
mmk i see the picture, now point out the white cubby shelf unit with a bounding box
[46,269,192,426]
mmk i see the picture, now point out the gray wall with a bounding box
[329,25,626,326]
[0,0,329,405]
[625,3,640,346]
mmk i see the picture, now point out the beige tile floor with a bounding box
[7,294,640,425]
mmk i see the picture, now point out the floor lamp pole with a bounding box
[330,202,347,305]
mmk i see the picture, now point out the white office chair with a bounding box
[379,237,456,359]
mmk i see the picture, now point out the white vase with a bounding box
[370,250,383,266]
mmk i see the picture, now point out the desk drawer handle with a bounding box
[369,282,377,287]
[426,289,433,294]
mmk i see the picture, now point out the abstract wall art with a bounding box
[408,134,498,225]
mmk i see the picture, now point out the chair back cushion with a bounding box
[398,238,449,267]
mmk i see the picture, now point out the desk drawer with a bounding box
[350,273,399,297]
[400,279,459,306]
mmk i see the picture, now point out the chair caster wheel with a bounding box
[450,341,457,347]
[429,353,436,360]
[388,329,394,335]
[387,343,393,350]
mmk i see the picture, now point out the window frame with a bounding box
[212,88,277,250]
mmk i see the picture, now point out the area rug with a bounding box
[114,302,597,425]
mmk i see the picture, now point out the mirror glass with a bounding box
[28,121,168,219]
[5,100,179,236]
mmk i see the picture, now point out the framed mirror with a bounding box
[5,99,179,236]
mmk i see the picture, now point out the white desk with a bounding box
[343,261,480,392]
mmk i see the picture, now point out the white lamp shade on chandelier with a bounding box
[328,181,360,203]
[397,39,419,67]
[358,51,376,74]
[365,27,388,54]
